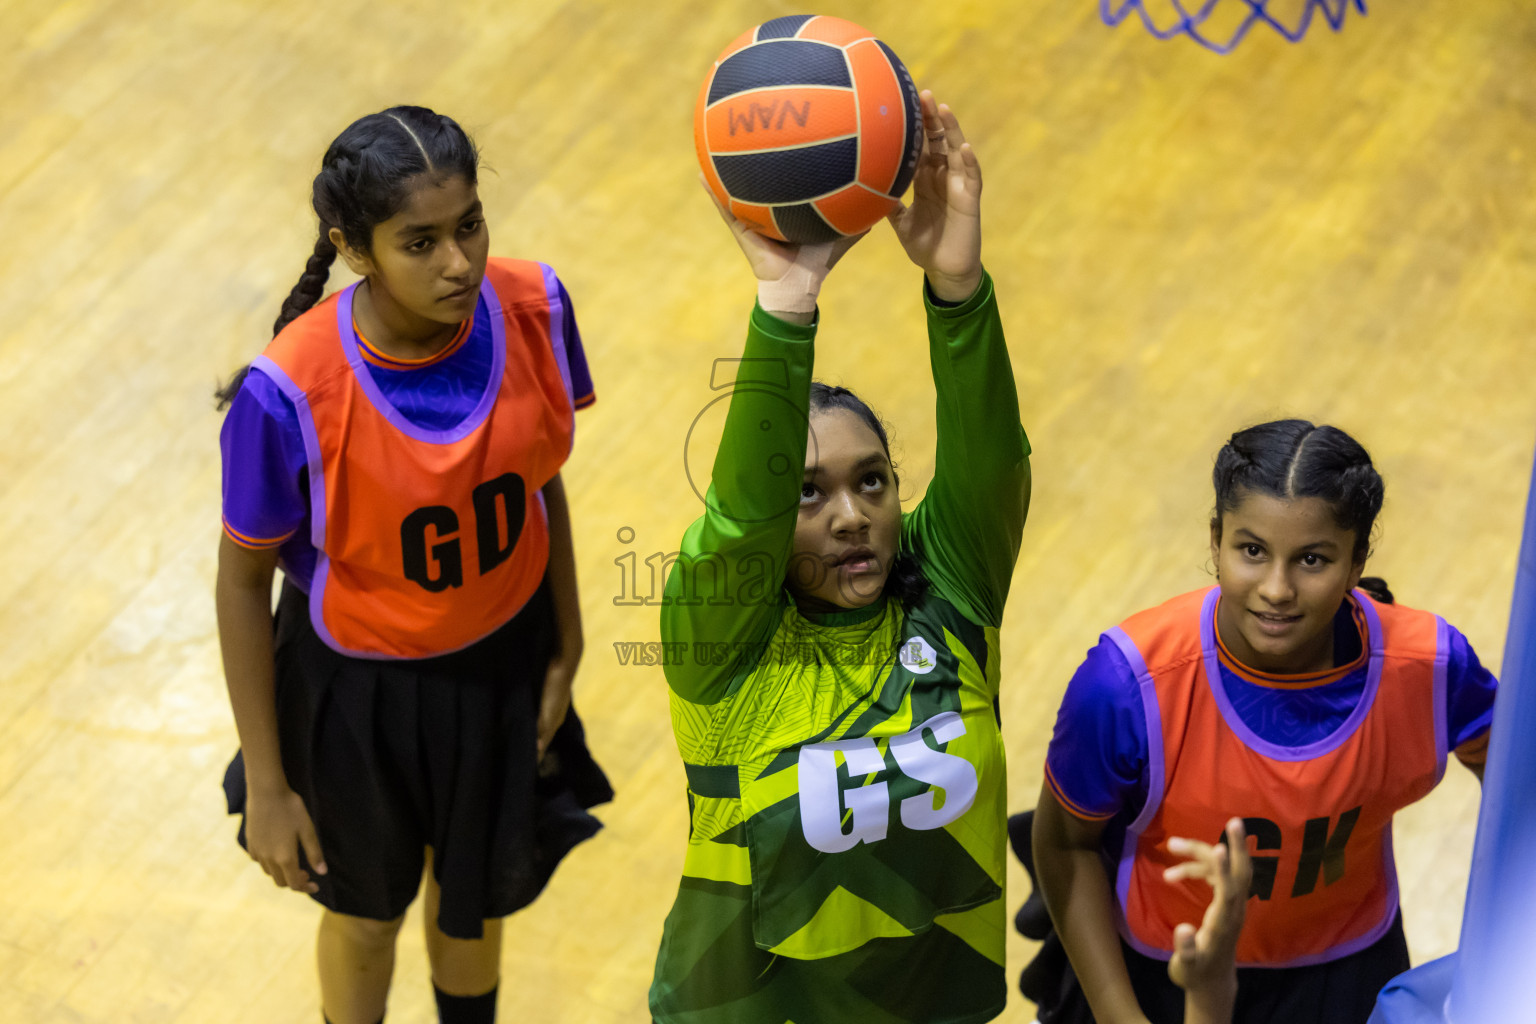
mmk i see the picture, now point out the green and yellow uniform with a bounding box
[650,274,1030,1024]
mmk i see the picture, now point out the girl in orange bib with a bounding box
[1026,420,1496,1024]
[215,107,610,1024]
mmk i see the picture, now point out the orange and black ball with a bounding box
[696,15,923,243]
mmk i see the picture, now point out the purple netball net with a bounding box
[1101,0,1366,54]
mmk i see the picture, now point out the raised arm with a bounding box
[660,194,864,704]
[1164,819,1251,1024]
[891,94,1030,625]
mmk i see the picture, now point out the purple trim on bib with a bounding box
[1107,623,1167,953]
[1433,616,1450,786]
[250,355,324,551]
[1122,929,1174,962]
[1204,588,1384,762]
[539,263,575,421]
[336,280,504,445]
[250,354,341,652]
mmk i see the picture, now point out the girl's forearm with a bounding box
[541,474,583,663]
[1184,982,1238,1024]
[216,535,288,794]
[1034,789,1152,1024]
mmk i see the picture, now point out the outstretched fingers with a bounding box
[1163,835,1220,885]
[700,173,800,281]
[1165,819,1250,945]
[1165,818,1247,1018]
[701,175,763,245]
[935,102,968,161]
[1223,817,1252,890]
[1215,818,1251,925]
[885,89,982,297]
[918,90,945,155]
[923,95,981,195]
[912,91,947,202]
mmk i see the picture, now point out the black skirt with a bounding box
[224,579,613,940]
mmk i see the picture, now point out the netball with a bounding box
[694,15,923,243]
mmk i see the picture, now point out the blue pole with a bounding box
[1446,441,1536,1022]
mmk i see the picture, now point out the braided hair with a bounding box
[807,382,930,605]
[215,106,480,408]
[1212,419,1393,603]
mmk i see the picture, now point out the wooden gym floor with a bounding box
[2,0,1532,1020]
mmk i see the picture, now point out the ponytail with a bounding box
[884,552,930,605]
[1356,576,1395,605]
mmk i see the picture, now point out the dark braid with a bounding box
[215,105,479,410]
[807,382,930,605]
[273,234,338,336]
[1357,577,1394,604]
[1212,419,1393,603]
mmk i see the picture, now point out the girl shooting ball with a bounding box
[216,106,610,1024]
[648,91,1249,1024]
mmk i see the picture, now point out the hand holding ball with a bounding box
[695,15,923,244]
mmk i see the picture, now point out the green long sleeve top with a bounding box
[650,272,1031,1024]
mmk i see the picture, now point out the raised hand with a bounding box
[702,177,864,318]
[1164,818,1252,1024]
[887,91,983,303]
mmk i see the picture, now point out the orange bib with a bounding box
[254,259,574,659]
[1110,587,1447,966]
